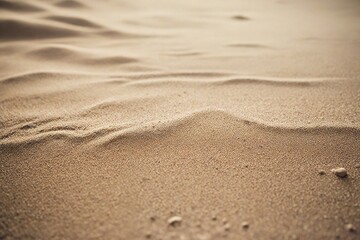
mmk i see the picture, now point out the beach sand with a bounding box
[0,0,360,239]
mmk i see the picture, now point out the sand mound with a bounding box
[94,109,360,146]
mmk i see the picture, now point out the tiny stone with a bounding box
[355,164,360,168]
[224,223,231,231]
[331,168,348,178]
[345,223,356,232]
[168,216,182,227]
[150,216,156,222]
[211,216,217,221]
[242,222,249,229]
[145,232,152,239]
[318,170,326,175]
[222,218,228,224]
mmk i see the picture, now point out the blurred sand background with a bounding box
[0,0,360,239]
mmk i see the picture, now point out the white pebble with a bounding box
[242,221,249,229]
[168,216,182,227]
[345,223,356,232]
[331,168,348,178]
[224,223,231,231]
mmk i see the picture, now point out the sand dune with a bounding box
[0,0,360,239]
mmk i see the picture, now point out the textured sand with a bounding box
[0,0,360,239]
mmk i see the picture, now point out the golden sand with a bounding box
[0,0,359,239]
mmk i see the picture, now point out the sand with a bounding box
[0,0,360,239]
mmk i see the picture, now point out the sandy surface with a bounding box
[1,0,360,239]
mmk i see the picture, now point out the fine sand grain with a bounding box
[0,0,360,239]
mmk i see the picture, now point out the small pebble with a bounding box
[345,223,356,232]
[242,222,249,229]
[331,168,348,178]
[355,164,360,169]
[211,216,217,221]
[318,170,326,175]
[145,232,152,239]
[168,216,182,227]
[224,223,231,231]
